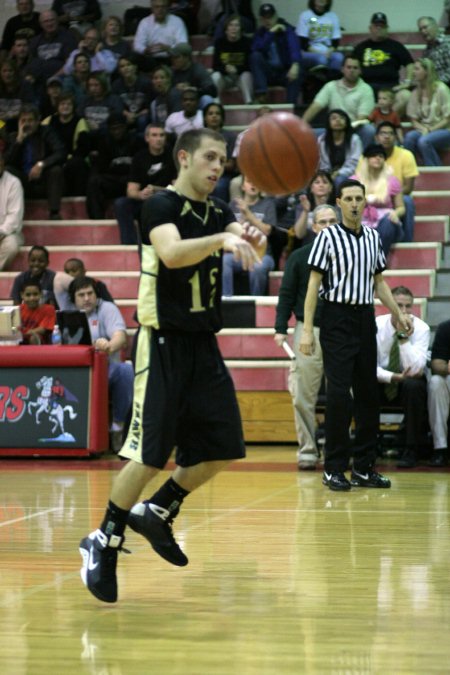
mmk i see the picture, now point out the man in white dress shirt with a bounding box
[376,285,430,467]
[0,151,24,270]
[133,0,188,70]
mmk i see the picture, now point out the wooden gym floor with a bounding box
[1,447,450,675]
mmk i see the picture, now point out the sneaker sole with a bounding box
[127,515,188,567]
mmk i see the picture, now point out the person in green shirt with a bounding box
[274,203,337,470]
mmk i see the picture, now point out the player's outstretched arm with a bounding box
[150,222,259,270]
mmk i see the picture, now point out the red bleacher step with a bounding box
[388,243,441,270]
[414,217,448,243]
[414,192,450,215]
[227,360,290,391]
[217,328,291,359]
[415,170,450,190]
[24,197,88,220]
[22,221,120,246]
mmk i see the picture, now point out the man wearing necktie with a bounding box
[376,286,430,468]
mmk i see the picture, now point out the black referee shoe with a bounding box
[350,469,391,488]
[322,471,351,491]
[128,502,188,567]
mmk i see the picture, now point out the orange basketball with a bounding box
[238,112,319,196]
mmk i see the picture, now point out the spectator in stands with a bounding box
[19,279,56,344]
[170,42,217,108]
[250,3,301,105]
[10,244,56,306]
[42,91,90,196]
[164,87,203,136]
[61,51,90,107]
[86,112,142,219]
[148,63,181,125]
[62,27,117,76]
[212,0,256,40]
[51,0,102,37]
[318,109,363,187]
[9,36,36,83]
[101,16,131,62]
[1,0,41,55]
[112,55,154,134]
[296,0,344,78]
[6,104,65,219]
[0,150,24,271]
[0,58,35,133]
[133,0,188,72]
[367,88,403,145]
[222,176,277,296]
[302,55,375,148]
[28,9,77,82]
[418,16,450,87]
[54,257,114,309]
[274,203,338,470]
[39,75,64,119]
[292,169,336,248]
[376,285,430,468]
[203,102,237,202]
[212,14,253,105]
[404,58,450,166]
[114,123,176,245]
[428,316,450,466]
[78,72,124,137]
[69,275,133,453]
[352,143,405,256]
[363,121,418,242]
[353,12,414,113]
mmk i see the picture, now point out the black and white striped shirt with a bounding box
[308,223,386,305]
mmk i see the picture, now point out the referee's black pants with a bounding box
[320,302,379,473]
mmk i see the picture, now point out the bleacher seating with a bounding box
[1,27,448,444]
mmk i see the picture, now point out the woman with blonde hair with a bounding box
[353,144,405,256]
[404,58,450,165]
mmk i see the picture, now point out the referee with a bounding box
[300,179,412,491]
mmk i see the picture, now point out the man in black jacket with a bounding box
[85,112,142,219]
[6,103,65,219]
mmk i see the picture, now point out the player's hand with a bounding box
[299,329,314,355]
[241,222,266,253]
[274,333,287,347]
[223,232,260,270]
[270,23,286,32]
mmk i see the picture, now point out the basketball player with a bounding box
[79,128,266,603]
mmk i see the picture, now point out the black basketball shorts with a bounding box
[120,327,246,468]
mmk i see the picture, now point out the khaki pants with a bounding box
[288,321,323,458]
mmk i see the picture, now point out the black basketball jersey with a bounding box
[137,187,236,332]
